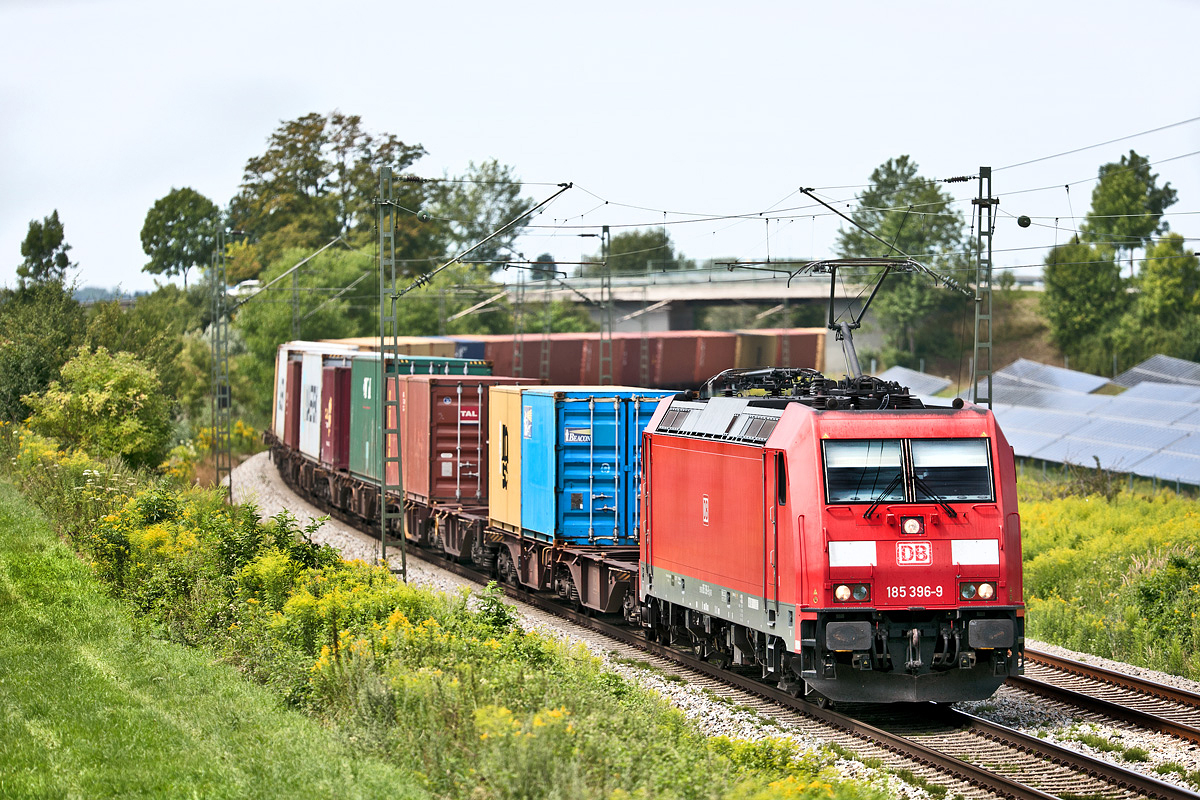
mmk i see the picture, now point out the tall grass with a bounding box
[1019,472,1200,679]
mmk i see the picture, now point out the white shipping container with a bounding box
[299,352,323,458]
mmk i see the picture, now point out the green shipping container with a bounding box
[349,353,492,480]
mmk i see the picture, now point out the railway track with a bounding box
[1014,649,1200,743]
[281,469,1198,800]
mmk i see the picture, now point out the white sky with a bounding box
[3,0,1199,294]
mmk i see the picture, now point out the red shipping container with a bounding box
[545,333,585,385]
[480,336,515,378]
[283,358,302,449]
[386,375,540,506]
[693,331,737,384]
[577,332,636,385]
[651,331,703,387]
[319,364,352,470]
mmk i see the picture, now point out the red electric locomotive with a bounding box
[636,368,1024,703]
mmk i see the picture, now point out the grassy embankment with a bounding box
[1020,472,1200,679]
[0,477,426,799]
[0,425,888,800]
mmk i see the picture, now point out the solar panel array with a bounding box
[979,357,1111,397]
[985,357,1200,486]
[877,365,952,396]
[1114,354,1200,388]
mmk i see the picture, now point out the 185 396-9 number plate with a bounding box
[884,584,946,600]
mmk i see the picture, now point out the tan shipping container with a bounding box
[488,385,527,532]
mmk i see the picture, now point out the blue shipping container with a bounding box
[445,336,488,360]
[520,388,675,546]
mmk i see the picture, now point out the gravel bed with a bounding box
[231,452,1200,797]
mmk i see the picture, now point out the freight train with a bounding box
[266,333,1023,704]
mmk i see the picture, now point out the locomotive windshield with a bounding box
[823,438,994,504]
[912,439,993,501]
[824,440,903,503]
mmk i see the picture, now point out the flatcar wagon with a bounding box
[636,368,1024,703]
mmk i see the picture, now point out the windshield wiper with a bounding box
[862,473,902,520]
[914,476,959,518]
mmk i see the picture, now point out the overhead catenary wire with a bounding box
[384,117,1200,266]
[226,115,1200,323]
[996,115,1200,172]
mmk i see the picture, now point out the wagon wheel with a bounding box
[496,548,518,586]
[470,534,494,573]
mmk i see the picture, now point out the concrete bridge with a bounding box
[508,269,844,331]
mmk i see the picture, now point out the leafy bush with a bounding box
[23,345,172,470]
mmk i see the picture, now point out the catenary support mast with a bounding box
[972,167,997,408]
[210,229,233,503]
[377,166,407,580]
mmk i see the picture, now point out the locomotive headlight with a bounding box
[901,516,924,535]
[977,582,996,600]
[960,582,977,600]
[835,584,853,602]
[852,584,870,601]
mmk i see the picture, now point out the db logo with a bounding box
[702,494,710,526]
[896,541,932,566]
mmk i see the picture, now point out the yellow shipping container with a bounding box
[734,332,775,369]
[488,385,525,532]
[320,336,455,357]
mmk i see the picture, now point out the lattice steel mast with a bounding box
[210,228,233,503]
[377,166,407,580]
[598,226,613,385]
[971,167,997,408]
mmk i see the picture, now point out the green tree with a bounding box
[521,299,597,333]
[531,253,557,281]
[232,247,377,418]
[229,112,429,264]
[83,282,210,409]
[600,228,694,274]
[1110,234,1200,369]
[23,346,172,470]
[1040,239,1125,367]
[429,159,536,268]
[1136,233,1200,327]
[140,187,219,289]
[1082,150,1177,265]
[0,281,87,421]
[834,156,968,358]
[17,210,74,288]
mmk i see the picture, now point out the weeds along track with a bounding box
[265,460,1194,800]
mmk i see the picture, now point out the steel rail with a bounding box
[1026,648,1200,708]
